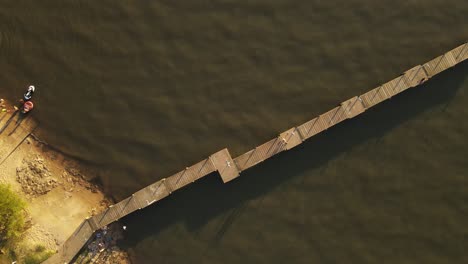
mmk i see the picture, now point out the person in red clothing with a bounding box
[21,100,34,114]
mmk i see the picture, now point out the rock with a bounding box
[16,156,58,197]
[67,167,81,176]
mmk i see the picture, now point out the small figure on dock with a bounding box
[418,78,428,85]
[24,85,35,101]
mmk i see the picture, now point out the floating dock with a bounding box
[44,42,468,264]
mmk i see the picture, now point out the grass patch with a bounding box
[23,244,54,264]
[0,184,26,247]
[34,244,46,253]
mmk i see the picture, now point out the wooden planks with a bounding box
[297,96,365,141]
[297,114,329,141]
[322,106,347,127]
[234,137,286,172]
[211,148,239,183]
[87,156,219,228]
[449,43,468,64]
[166,157,217,189]
[135,179,171,206]
[279,127,303,150]
[341,96,366,118]
[0,111,13,128]
[360,71,421,110]
[403,65,428,87]
[45,220,94,264]
[359,85,388,109]
[423,52,457,77]
[46,41,468,264]
[383,75,411,96]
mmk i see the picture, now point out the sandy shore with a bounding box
[0,100,130,263]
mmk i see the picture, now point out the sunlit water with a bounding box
[0,1,467,263]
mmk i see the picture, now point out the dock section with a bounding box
[279,127,303,150]
[49,220,95,264]
[211,149,239,183]
[44,42,468,264]
[0,112,38,165]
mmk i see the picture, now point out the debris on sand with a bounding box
[16,156,57,196]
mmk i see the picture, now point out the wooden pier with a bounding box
[0,110,38,165]
[44,42,468,264]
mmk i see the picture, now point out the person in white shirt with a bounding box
[24,85,35,101]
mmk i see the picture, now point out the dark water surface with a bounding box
[0,1,467,263]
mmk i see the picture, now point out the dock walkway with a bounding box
[45,42,468,264]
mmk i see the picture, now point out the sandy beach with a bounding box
[0,99,130,263]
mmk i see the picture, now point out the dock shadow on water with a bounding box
[119,61,467,255]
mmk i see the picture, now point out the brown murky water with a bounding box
[0,1,467,263]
